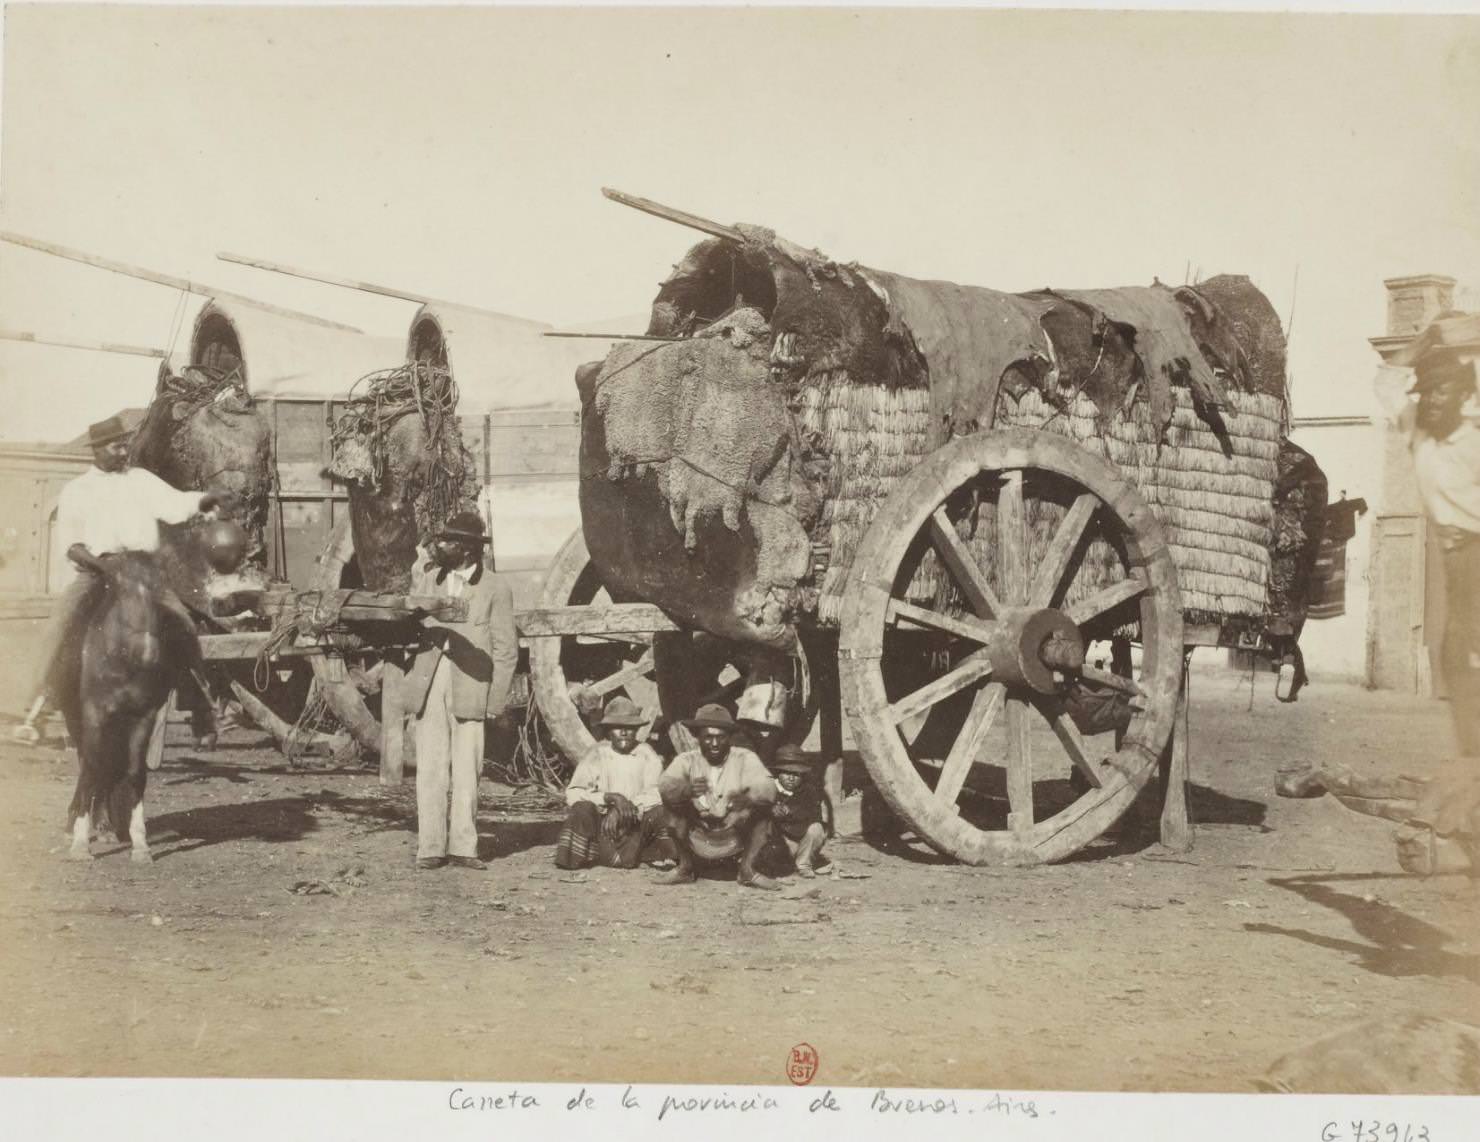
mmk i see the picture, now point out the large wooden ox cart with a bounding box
[176,294,613,764]
[522,191,1329,867]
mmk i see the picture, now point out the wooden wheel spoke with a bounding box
[1004,696,1034,833]
[927,508,1002,619]
[585,649,656,698]
[1030,493,1098,608]
[888,599,999,646]
[887,649,994,726]
[933,682,1005,808]
[1047,709,1104,790]
[1065,574,1148,627]
[997,470,1027,607]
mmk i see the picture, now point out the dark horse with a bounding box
[58,548,211,863]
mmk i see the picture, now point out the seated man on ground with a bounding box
[767,745,832,879]
[657,703,779,890]
[555,696,673,870]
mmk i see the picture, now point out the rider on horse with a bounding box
[13,415,226,745]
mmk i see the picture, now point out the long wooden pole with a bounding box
[217,251,525,323]
[600,187,744,243]
[542,331,676,342]
[0,329,168,358]
[0,231,364,334]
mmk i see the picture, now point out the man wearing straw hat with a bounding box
[404,510,519,870]
[13,415,226,746]
[656,703,780,890]
[554,695,673,870]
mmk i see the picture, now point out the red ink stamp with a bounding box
[787,1042,819,1086]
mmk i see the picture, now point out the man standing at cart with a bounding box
[1378,337,1480,758]
[656,703,780,890]
[404,511,519,870]
[13,415,225,747]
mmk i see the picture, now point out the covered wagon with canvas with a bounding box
[526,190,1330,866]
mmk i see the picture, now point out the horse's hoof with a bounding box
[130,849,154,866]
[66,848,94,862]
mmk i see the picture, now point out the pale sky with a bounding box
[2,4,1478,442]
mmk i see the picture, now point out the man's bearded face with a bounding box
[93,439,131,473]
[697,727,732,765]
[430,537,477,568]
[607,726,638,755]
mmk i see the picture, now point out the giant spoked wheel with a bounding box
[529,528,664,765]
[530,528,819,764]
[838,428,1183,865]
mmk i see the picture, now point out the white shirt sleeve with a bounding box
[131,468,203,525]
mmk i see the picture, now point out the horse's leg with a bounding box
[67,782,93,861]
[128,801,151,864]
[126,714,155,864]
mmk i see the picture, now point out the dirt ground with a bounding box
[1,669,1476,1093]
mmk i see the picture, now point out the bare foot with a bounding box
[655,868,695,886]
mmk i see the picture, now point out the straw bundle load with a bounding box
[580,221,1318,648]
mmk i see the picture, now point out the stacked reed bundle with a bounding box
[797,371,1284,626]
[793,372,933,624]
[991,387,1283,621]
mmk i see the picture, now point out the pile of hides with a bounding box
[326,362,478,592]
[580,224,1319,648]
[130,364,272,617]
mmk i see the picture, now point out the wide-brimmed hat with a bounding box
[772,745,816,776]
[598,696,647,728]
[438,510,491,545]
[1412,355,1476,395]
[683,703,738,732]
[688,821,745,862]
[87,416,133,448]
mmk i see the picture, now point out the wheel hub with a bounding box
[987,607,1086,694]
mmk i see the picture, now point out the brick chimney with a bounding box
[1370,274,1457,362]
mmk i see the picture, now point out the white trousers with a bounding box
[414,658,485,860]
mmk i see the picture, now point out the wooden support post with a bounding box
[1159,664,1193,852]
[380,659,406,786]
[810,630,849,837]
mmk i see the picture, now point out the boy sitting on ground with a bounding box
[768,745,832,878]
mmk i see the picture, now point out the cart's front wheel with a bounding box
[838,429,1183,865]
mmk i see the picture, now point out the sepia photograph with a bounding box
[1,1,1478,1126]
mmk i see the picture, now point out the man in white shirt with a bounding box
[1380,352,1480,757]
[554,695,673,869]
[14,416,224,745]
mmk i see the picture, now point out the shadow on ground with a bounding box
[1247,871,1480,983]
[146,790,416,859]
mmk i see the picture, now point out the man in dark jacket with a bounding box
[404,512,519,870]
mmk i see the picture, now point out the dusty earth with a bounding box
[1,669,1476,1093]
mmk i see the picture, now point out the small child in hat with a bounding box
[768,745,831,878]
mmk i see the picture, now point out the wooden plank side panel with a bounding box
[487,410,580,479]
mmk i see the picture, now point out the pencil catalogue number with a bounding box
[1322,1122,1431,1142]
